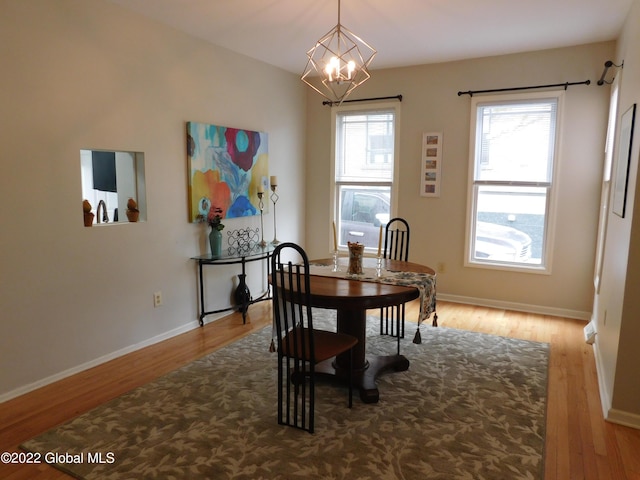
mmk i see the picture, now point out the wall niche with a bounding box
[80,149,146,225]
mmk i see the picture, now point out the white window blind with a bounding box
[475,100,557,184]
[336,111,395,182]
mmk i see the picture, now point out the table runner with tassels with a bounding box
[308,263,436,343]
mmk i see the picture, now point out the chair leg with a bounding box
[277,358,284,425]
[393,303,406,355]
[380,307,389,335]
[397,305,401,355]
[290,366,314,434]
[348,348,353,408]
[397,317,401,355]
[308,369,315,434]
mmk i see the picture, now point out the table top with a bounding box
[299,257,433,311]
[192,244,275,263]
[312,256,436,276]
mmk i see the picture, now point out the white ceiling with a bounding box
[107,0,632,74]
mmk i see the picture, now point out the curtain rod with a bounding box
[597,60,624,85]
[322,94,403,106]
[457,80,590,97]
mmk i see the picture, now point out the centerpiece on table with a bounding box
[347,241,364,276]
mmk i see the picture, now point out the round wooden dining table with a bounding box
[308,256,435,403]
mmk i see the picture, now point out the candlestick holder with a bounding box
[376,255,383,277]
[270,184,280,245]
[257,191,267,247]
[332,249,340,272]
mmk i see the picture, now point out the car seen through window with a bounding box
[337,186,532,261]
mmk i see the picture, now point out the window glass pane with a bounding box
[475,100,557,183]
[337,185,390,248]
[603,84,619,182]
[473,185,545,264]
[336,111,394,182]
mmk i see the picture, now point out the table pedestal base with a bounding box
[315,354,410,404]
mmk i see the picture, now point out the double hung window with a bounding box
[466,92,562,272]
[333,103,399,250]
[594,80,619,291]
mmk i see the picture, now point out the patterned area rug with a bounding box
[22,310,549,479]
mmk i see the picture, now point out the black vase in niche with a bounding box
[234,274,252,313]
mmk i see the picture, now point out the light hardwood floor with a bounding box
[1,300,639,479]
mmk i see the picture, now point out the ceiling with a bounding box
[107,0,632,74]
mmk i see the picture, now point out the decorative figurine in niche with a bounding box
[83,199,94,227]
[126,197,140,222]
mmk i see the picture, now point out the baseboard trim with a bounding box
[606,408,640,430]
[0,319,201,404]
[437,293,591,321]
[592,342,614,418]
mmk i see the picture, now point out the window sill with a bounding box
[464,259,551,275]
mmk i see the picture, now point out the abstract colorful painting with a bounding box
[187,122,268,222]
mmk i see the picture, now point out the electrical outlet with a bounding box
[153,291,163,307]
[584,321,596,344]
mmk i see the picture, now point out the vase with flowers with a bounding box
[199,206,225,257]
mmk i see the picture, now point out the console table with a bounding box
[192,244,275,326]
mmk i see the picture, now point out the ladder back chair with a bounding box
[381,217,410,354]
[271,242,358,434]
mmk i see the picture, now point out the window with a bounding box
[332,102,399,251]
[466,92,562,272]
[594,79,619,291]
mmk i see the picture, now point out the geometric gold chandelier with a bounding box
[301,0,376,105]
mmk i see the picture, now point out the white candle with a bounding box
[377,225,383,257]
[332,221,338,251]
[257,184,264,194]
[270,175,278,187]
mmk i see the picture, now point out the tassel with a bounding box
[413,327,422,344]
[269,338,276,353]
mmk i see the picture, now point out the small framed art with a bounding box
[420,132,442,197]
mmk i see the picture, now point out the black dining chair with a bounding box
[380,217,410,354]
[271,242,358,434]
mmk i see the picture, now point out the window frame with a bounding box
[464,91,564,274]
[330,101,401,252]
[594,78,620,292]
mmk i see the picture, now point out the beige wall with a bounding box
[0,0,305,399]
[593,0,640,427]
[305,42,614,319]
